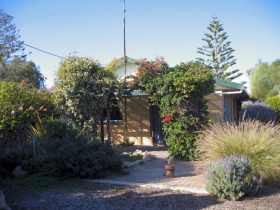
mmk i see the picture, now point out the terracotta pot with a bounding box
[164,164,175,177]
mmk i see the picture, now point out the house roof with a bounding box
[123,89,148,97]
[124,79,246,97]
[107,57,246,96]
[215,78,244,91]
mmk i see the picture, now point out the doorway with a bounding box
[149,105,164,145]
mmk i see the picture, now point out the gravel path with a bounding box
[5,179,280,210]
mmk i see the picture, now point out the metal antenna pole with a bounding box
[123,0,128,143]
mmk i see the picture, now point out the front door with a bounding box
[149,105,164,145]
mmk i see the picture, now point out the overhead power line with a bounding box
[23,43,65,59]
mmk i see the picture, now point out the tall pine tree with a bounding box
[197,17,242,80]
[0,10,24,64]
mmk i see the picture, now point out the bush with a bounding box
[28,140,122,178]
[266,96,280,118]
[198,121,280,181]
[164,121,197,160]
[53,141,121,178]
[206,155,254,200]
[0,82,55,145]
[24,119,122,178]
[34,118,79,142]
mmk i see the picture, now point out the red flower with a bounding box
[162,114,173,123]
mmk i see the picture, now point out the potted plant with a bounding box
[164,156,175,177]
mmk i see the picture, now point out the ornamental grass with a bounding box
[198,120,280,181]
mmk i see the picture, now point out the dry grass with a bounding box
[198,120,280,181]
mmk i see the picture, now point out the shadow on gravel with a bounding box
[249,182,280,199]
[101,189,219,210]
[5,180,220,210]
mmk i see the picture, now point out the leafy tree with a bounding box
[197,17,242,80]
[0,57,45,88]
[250,60,280,100]
[0,82,55,145]
[55,56,115,139]
[0,10,24,64]
[132,57,168,92]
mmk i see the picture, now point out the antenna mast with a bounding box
[123,0,128,143]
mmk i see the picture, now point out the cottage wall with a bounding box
[206,93,224,122]
[108,93,239,145]
[109,96,152,145]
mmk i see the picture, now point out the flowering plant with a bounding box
[162,114,173,123]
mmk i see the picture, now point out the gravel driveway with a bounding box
[4,178,280,210]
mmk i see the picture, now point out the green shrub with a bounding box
[266,96,280,118]
[48,140,122,178]
[164,121,197,160]
[198,121,280,181]
[206,155,254,200]
[0,82,55,145]
[24,120,122,178]
[0,119,122,179]
[33,140,122,178]
[0,119,68,178]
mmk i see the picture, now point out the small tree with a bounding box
[250,60,280,101]
[197,17,242,80]
[1,57,45,88]
[55,56,115,140]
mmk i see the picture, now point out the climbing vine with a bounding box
[137,61,214,160]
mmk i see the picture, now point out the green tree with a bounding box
[197,17,242,80]
[1,58,45,88]
[0,10,24,64]
[250,60,280,100]
[55,56,115,139]
[266,95,280,118]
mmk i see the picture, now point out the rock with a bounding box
[134,149,143,155]
[12,166,27,177]
[0,191,11,210]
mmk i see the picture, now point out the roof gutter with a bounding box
[215,90,244,96]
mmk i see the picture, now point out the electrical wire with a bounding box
[23,43,65,59]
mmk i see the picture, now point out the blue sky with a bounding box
[2,0,280,88]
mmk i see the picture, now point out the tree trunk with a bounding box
[100,119,104,143]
